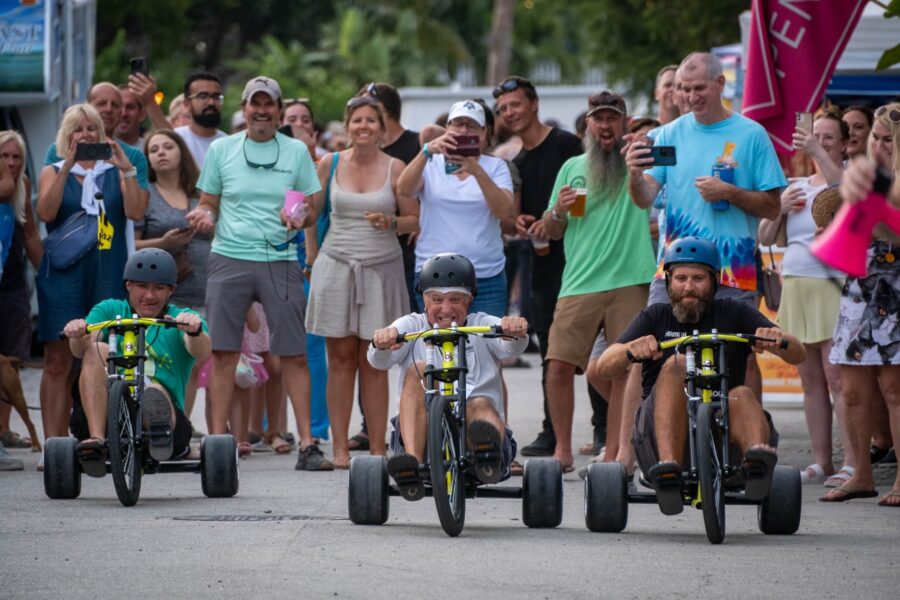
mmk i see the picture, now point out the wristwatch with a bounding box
[422,143,431,160]
[122,167,138,179]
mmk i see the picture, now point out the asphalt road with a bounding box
[2,360,898,599]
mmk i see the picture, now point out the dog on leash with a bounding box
[0,354,42,452]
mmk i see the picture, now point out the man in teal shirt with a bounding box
[541,91,657,471]
[63,249,210,477]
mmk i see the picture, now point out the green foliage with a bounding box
[573,0,746,96]
[876,43,900,71]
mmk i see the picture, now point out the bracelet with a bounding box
[121,167,137,179]
[186,327,202,337]
[422,143,431,160]
[200,207,217,223]
[550,208,565,221]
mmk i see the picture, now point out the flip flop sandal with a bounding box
[387,453,424,501]
[348,433,370,452]
[743,447,778,501]
[468,420,503,484]
[800,463,828,485]
[76,438,107,478]
[878,490,900,507]
[142,388,173,462]
[824,465,854,488]
[649,461,684,515]
[819,484,879,502]
[264,433,292,455]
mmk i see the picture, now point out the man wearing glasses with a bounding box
[132,71,227,167]
[187,76,333,471]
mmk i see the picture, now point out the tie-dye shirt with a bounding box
[647,113,786,291]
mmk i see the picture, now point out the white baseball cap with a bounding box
[241,76,282,103]
[447,100,485,128]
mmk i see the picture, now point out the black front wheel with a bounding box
[107,380,142,507]
[697,402,725,544]
[427,393,465,537]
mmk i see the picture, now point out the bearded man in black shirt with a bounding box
[596,237,805,514]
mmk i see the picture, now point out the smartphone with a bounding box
[130,57,150,76]
[278,124,294,138]
[452,134,480,157]
[646,145,676,166]
[795,111,813,132]
[74,143,112,161]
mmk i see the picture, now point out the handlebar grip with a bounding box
[626,350,635,363]
[779,338,789,350]
[58,331,67,341]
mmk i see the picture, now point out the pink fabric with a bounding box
[742,0,866,154]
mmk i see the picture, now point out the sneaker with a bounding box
[294,444,334,471]
[520,429,555,457]
[0,442,24,471]
[877,447,896,465]
[142,388,174,462]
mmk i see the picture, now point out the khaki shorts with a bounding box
[205,253,308,356]
[546,284,649,373]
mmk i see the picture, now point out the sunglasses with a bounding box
[347,96,380,109]
[242,136,280,170]
[267,232,300,252]
[492,77,535,99]
[366,82,380,102]
[875,106,900,123]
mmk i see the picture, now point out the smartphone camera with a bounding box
[75,143,113,161]
[130,57,150,76]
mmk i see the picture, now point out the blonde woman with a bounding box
[35,104,145,443]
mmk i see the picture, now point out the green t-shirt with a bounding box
[197,131,321,262]
[85,299,208,411]
[547,154,656,297]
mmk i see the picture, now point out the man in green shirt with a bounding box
[541,91,657,471]
[63,249,210,476]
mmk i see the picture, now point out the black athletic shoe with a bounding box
[142,388,173,462]
[520,429,555,457]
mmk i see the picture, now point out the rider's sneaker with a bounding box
[0,441,24,471]
[520,429,555,457]
[142,387,174,462]
[469,420,503,484]
[387,453,425,501]
[294,444,334,471]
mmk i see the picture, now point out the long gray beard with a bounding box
[584,134,626,192]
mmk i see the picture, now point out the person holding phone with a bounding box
[758,109,850,487]
[397,100,514,316]
[34,103,145,445]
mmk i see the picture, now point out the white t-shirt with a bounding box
[367,312,528,421]
[415,154,513,279]
[782,177,843,279]
[174,125,227,167]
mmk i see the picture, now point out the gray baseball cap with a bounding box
[241,76,282,103]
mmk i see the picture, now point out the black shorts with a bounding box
[631,386,779,476]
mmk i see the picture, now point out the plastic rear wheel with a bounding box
[107,381,142,507]
[349,455,389,525]
[201,434,239,498]
[43,437,81,499]
[758,465,801,534]
[427,393,465,537]
[584,462,628,533]
[697,402,725,544]
[523,458,563,528]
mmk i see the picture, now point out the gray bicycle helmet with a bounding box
[416,253,477,296]
[123,248,177,286]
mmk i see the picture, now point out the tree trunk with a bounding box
[486,0,514,85]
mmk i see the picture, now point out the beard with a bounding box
[670,287,714,324]
[584,134,626,192]
[193,107,222,129]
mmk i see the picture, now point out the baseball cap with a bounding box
[447,100,485,128]
[586,91,626,118]
[241,76,282,103]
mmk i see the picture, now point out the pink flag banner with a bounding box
[742,0,867,153]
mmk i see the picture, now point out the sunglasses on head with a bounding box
[347,96,380,109]
[492,77,535,99]
[875,106,900,123]
[366,82,380,102]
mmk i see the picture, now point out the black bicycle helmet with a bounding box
[416,253,477,297]
[123,248,178,286]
